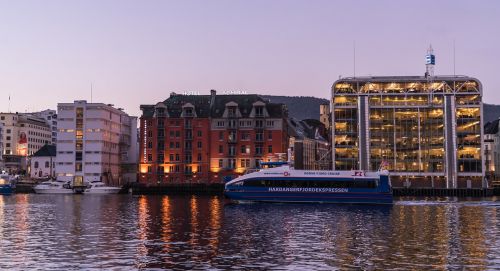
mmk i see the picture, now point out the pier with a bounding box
[393,188,495,197]
[127,183,225,195]
[12,182,500,197]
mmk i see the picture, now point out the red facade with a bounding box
[139,92,288,185]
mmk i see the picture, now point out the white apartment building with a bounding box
[32,109,58,144]
[56,101,138,186]
[0,113,52,156]
[0,123,3,168]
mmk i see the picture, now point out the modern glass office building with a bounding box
[331,76,484,188]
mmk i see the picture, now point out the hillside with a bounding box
[261,95,328,120]
[263,95,500,124]
[484,104,500,123]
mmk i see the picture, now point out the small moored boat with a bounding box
[34,180,74,194]
[84,182,121,194]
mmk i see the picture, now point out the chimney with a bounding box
[210,89,216,109]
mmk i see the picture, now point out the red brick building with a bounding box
[139,90,288,185]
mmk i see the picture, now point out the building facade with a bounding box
[139,90,288,185]
[0,113,52,156]
[0,113,52,173]
[288,118,330,170]
[209,96,288,181]
[32,109,58,144]
[29,144,56,180]
[332,76,484,188]
[0,123,3,169]
[484,119,500,187]
[319,103,331,133]
[55,101,138,186]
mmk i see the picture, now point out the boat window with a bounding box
[243,178,378,188]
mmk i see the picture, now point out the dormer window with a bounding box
[181,103,196,117]
[156,108,165,117]
[228,107,237,117]
[255,106,264,117]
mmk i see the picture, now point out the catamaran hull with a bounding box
[224,191,393,204]
[0,185,13,195]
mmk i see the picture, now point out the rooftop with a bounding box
[336,75,477,82]
[140,91,287,119]
[32,144,56,157]
[332,75,482,94]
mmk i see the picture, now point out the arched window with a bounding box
[45,161,50,168]
[34,161,39,169]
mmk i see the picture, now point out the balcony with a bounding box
[458,154,478,159]
[336,154,358,159]
[228,135,237,143]
[335,141,356,147]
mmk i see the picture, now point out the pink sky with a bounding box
[1,0,499,117]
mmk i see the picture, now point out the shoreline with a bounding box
[13,182,500,197]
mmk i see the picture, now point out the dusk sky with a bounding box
[1,0,499,117]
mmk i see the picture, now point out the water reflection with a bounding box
[0,195,498,270]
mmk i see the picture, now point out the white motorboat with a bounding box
[34,180,74,194]
[84,182,121,194]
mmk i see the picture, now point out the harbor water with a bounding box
[0,194,499,270]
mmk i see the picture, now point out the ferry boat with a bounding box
[224,164,392,204]
[0,173,14,195]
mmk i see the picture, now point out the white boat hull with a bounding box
[84,188,121,194]
[34,188,74,194]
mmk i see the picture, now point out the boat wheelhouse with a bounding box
[224,165,392,204]
[0,173,14,195]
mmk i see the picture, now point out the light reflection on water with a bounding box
[0,194,498,270]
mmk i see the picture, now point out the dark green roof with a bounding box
[287,118,327,142]
[140,92,287,119]
[32,144,56,157]
[164,94,212,118]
